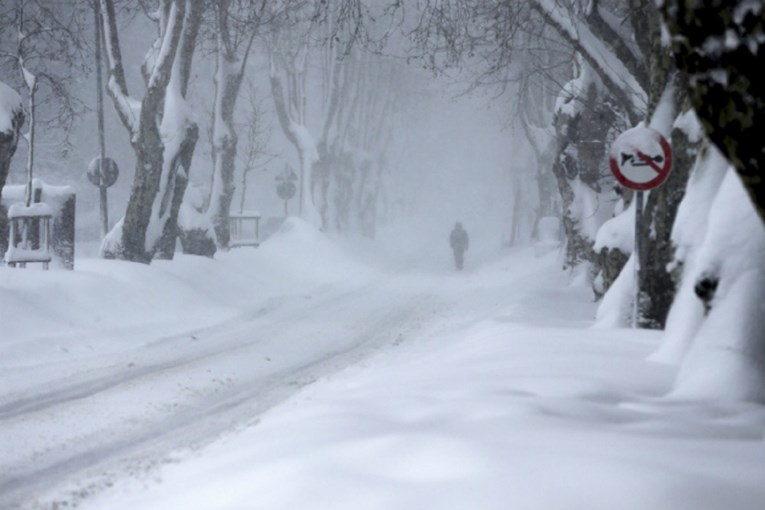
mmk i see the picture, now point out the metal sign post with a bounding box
[632,190,643,328]
[609,126,672,328]
[93,0,107,237]
[91,1,120,239]
[276,167,297,218]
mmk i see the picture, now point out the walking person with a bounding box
[449,221,469,270]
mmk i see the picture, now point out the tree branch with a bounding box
[100,0,137,133]
[530,0,646,124]
[586,2,648,88]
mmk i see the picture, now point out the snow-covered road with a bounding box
[2,288,398,502]
[1,270,461,507]
[0,220,544,509]
[3,220,764,510]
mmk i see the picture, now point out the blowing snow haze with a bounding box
[1,1,764,509]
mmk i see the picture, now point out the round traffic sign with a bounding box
[87,157,119,188]
[609,126,672,191]
[276,180,296,200]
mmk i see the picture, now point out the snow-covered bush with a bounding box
[642,137,765,401]
[677,177,765,399]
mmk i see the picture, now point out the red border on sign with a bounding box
[609,133,672,191]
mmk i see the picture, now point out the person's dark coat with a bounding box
[450,222,469,269]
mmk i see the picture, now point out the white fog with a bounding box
[1,1,764,509]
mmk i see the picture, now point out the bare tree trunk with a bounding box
[154,122,199,258]
[0,82,24,257]
[636,66,696,328]
[118,116,167,262]
[208,123,237,248]
[269,67,322,227]
[99,0,203,262]
[316,50,399,237]
[0,84,23,195]
[633,12,696,328]
[551,73,617,270]
[204,0,261,249]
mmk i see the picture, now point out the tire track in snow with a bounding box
[0,278,451,510]
[0,284,372,421]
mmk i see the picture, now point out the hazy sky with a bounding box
[5,6,534,258]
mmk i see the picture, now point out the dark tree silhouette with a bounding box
[661,0,765,225]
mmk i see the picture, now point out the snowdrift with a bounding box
[0,217,372,374]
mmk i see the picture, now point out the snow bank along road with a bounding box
[4,223,765,510]
[0,225,562,509]
[63,247,765,510]
[1,284,430,505]
[1,280,446,507]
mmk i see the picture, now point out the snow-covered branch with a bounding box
[99,0,138,134]
[146,1,184,94]
[530,0,647,123]
[587,1,648,86]
[269,71,299,149]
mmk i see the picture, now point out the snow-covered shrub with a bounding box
[670,168,765,401]
[653,153,765,401]
[650,145,729,363]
